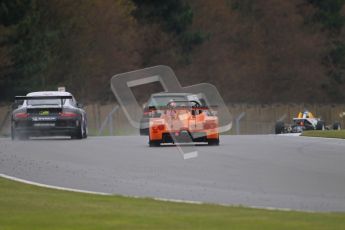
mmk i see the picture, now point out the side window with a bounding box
[70,97,77,107]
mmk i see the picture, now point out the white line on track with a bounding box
[276,133,301,136]
[0,173,110,195]
[0,173,310,212]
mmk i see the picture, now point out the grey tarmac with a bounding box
[0,135,345,212]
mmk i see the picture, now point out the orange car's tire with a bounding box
[149,140,161,147]
[207,138,219,146]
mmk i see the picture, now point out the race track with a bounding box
[0,135,345,211]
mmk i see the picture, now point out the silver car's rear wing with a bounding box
[14,96,73,109]
[15,96,72,100]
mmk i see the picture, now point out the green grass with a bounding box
[0,177,345,229]
[302,130,345,139]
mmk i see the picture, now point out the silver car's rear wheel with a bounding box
[71,121,83,139]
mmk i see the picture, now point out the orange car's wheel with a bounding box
[207,138,219,146]
[149,140,161,147]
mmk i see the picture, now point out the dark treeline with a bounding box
[1,0,345,103]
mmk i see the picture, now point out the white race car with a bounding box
[275,110,341,134]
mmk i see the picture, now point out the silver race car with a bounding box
[11,91,87,140]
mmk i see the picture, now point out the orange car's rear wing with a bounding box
[147,106,213,110]
[146,100,218,111]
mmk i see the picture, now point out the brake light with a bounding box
[204,123,217,129]
[151,124,165,133]
[59,112,78,117]
[157,124,165,130]
[15,112,29,119]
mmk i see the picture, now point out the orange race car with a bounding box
[148,100,219,146]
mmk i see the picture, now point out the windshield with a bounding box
[166,101,200,108]
[26,99,66,106]
[148,96,187,107]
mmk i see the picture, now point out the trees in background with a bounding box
[1,0,345,103]
[308,0,345,101]
[1,0,141,101]
[132,0,205,53]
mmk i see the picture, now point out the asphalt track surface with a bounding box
[0,135,345,212]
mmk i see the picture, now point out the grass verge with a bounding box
[302,130,345,139]
[0,177,345,229]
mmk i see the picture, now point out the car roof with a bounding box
[26,91,72,97]
[151,92,194,97]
